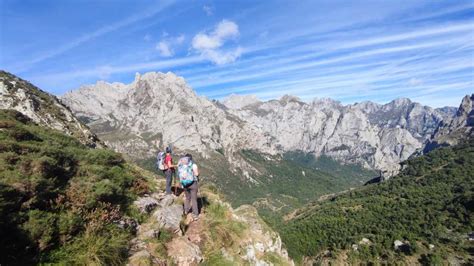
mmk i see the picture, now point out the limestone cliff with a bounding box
[0,70,102,148]
[61,71,460,176]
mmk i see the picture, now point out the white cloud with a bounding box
[203,5,214,16]
[215,20,239,38]
[201,47,243,65]
[192,33,222,50]
[155,34,186,57]
[10,0,175,73]
[156,41,173,57]
[191,20,241,64]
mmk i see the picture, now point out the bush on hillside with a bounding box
[0,110,150,265]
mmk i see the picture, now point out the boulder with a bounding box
[394,240,411,253]
[134,196,159,214]
[159,194,175,207]
[153,204,183,234]
[394,240,404,249]
[166,236,202,265]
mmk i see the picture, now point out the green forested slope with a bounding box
[0,110,151,265]
[138,149,375,223]
[280,138,474,264]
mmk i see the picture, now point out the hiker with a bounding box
[162,146,174,195]
[178,153,200,221]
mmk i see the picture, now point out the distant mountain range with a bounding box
[59,71,470,177]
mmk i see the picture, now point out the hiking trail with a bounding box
[127,179,294,265]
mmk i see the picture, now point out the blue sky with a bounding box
[0,0,473,107]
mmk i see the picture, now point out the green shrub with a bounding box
[201,251,235,266]
[23,210,58,251]
[0,110,151,265]
[86,149,124,166]
[48,226,130,265]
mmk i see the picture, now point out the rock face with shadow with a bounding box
[424,94,474,153]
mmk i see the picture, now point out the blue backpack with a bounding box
[178,156,195,187]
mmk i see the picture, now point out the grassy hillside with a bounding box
[137,149,375,223]
[0,110,154,265]
[280,138,474,264]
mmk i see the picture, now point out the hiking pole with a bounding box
[198,175,204,214]
[173,169,178,195]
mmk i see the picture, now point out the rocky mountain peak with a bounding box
[424,94,474,153]
[310,97,343,111]
[279,94,302,104]
[390,97,412,107]
[134,71,186,87]
[61,71,274,158]
[130,72,197,101]
[457,94,474,126]
[0,70,103,148]
[221,94,260,109]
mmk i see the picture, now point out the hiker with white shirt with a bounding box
[177,153,200,221]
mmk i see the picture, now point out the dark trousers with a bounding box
[184,181,199,217]
[164,169,173,194]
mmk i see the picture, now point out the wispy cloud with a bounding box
[11,0,175,73]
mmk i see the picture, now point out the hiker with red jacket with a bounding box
[163,146,174,195]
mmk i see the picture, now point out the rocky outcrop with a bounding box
[424,94,474,152]
[61,71,459,176]
[128,185,293,265]
[0,70,103,148]
[133,196,159,214]
[153,204,183,235]
[166,237,203,265]
[234,205,292,265]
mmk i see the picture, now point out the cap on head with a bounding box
[166,146,172,153]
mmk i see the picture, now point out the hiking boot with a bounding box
[192,215,199,222]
